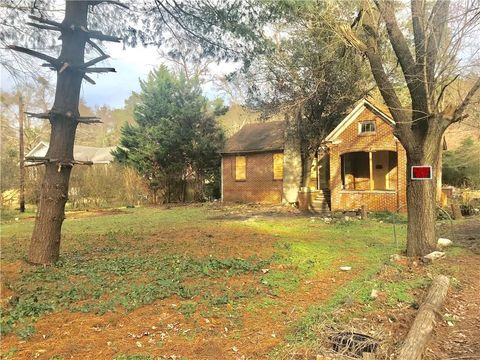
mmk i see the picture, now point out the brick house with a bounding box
[221,99,412,212]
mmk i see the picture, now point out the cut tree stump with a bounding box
[397,275,450,360]
[360,205,368,220]
[451,203,463,220]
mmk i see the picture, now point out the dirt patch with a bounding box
[0,266,355,359]
[141,225,279,259]
[207,203,303,221]
[1,260,28,303]
[434,215,480,359]
[424,253,480,359]
[65,208,128,220]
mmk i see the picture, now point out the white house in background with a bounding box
[25,141,116,165]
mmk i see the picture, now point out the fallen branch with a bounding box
[397,275,450,360]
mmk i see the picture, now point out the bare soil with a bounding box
[0,264,356,360]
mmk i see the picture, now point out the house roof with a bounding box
[222,98,394,154]
[25,141,115,165]
[222,121,285,154]
[324,98,394,142]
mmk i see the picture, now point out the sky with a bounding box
[1,42,238,110]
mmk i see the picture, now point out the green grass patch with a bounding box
[370,211,408,224]
[245,297,279,313]
[115,355,154,360]
[179,301,198,318]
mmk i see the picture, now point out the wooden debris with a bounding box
[397,275,450,360]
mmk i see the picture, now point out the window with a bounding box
[359,121,376,134]
[273,153,284,180]
[235,156,246,180]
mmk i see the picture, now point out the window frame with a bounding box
[359,120,376,135]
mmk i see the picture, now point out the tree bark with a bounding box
[397,275,450,360]
[28,1,88,265]
[404,138,442,256]
[18,95,26,213]
[300,153,313,189]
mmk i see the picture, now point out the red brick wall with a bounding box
[329,107,408,212]
[222,152,283,203]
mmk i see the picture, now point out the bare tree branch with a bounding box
[375,0,429,118]
[82,67,116,73]
[28,15,63,29]
[25,22,60,32]
[7,45,60,66]
[82,74,96,84]
[426,0,450,100]
[82,54,109,67]
[360,5,413,144]
[411,0,426,67]
[89,1,129,10]
[451,77,480,122]
[86,39,107,56]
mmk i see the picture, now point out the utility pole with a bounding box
[18,94,25,213]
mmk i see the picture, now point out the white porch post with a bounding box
[369,151,374,191]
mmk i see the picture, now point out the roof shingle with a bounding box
[222,121,285,154]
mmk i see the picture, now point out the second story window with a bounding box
[360,121,376,134]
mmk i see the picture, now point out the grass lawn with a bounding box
[0,204,429,359]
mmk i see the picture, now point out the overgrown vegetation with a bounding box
[443,137,480,188]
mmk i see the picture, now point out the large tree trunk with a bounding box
[404,136,442,256]
[18,95,26,213]
[300,153,313,189]
[28,1,88,265]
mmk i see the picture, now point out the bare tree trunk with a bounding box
[404,140,441,256]
[300,153,313,189]
[28,1,88,265]
[18,95,26,213]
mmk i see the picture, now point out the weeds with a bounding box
[0,254,270,335]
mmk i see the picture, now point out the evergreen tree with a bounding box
[114,66,225,203]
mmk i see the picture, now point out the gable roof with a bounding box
[25,141,116,165]
[222,121,285,154]
[324,98,394,142]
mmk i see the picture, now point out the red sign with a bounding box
[411,166,432,180]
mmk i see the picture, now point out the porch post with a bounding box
[369,151,374,190]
